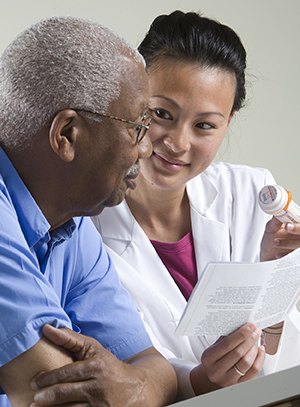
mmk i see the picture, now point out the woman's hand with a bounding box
[190,323,265,395]
[260,217,300,262]
[261,322,284,355]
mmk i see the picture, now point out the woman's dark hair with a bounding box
[138,10,247,113]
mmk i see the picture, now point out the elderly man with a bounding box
[0,16,177,407]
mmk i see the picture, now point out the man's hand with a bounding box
[30,325,177,407]
[260,217,300,262]
[190,323,265,395]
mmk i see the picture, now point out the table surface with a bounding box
[169,365,300,407]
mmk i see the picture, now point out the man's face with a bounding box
[75,57,152,216]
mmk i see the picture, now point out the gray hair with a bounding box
[0,16,144,150]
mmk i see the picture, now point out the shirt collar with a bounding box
[0,146,77,248]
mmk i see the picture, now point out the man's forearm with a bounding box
[125,347,178,406]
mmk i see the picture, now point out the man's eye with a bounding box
[152,108,172,120]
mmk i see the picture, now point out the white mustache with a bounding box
[125,161,140,178]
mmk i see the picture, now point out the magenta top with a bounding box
[150,231,197,300]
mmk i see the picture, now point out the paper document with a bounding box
[176,248,300,336]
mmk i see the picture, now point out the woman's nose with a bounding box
[138,132,153,159]
[163,127,191,153]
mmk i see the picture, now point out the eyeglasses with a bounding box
[77,109,152,144]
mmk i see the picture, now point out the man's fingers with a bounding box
[42,325,100,360]
[31,357,101,391]
[33,381,90,406]
[42,325,84,353]
[32,361,83,389]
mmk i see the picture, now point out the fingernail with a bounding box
[252,327,262,339]
[247,323,256,333]
[274,239,280,247]
[30,380,38,391]
[287,223,295,232]
[260,345,266,352]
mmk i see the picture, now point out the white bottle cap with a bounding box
[258,185,288,215]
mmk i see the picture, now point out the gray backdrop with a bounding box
[1,0,299,202]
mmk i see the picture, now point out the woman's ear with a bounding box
[49,110,81,162]
[228,110,236,127]
[224,110,236,132]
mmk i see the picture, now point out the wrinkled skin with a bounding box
[31,325,177,407]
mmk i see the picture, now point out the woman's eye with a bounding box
[152,108,172,120]
[196,122,215,130]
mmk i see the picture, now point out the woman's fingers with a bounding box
[235,345,266,383]
[201,323,263,387]
[203,323,260,364]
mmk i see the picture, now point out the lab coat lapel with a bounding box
[101,201,187,312]
[187,174,227,347]
[125,218,188,311]
[190,209,226,280]
[187,173,227,279]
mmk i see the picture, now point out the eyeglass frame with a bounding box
[76,109,152,144]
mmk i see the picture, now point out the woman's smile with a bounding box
[153,151,188,172]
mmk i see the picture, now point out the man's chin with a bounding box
[92,184,130,214]
[104,191,127,209]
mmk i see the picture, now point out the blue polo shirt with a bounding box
[0,146,152,403]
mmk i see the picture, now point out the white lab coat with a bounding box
[92,162,300,399]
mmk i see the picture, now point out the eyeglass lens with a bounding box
[136,114,152,143]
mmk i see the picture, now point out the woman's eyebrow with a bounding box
[150,95,179,109]
[197,112,225,119]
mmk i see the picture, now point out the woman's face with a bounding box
[140,61,236,191]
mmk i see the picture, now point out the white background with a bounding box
[1,0,299,201]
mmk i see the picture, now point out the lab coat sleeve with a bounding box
[140,313,196,400]
[259,306,300,376]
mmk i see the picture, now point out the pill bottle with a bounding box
[258,185,300,223]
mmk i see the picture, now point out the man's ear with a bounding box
[49,110,81,162]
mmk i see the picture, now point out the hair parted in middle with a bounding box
[138,10,247,114]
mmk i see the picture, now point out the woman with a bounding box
[92,11,300,399]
